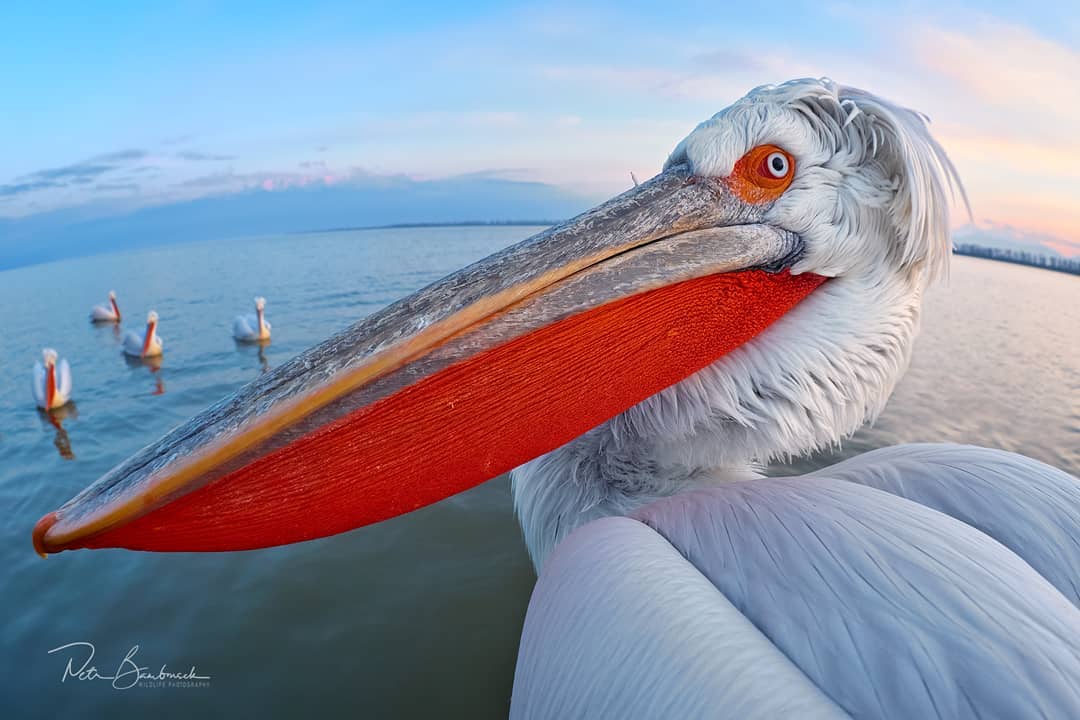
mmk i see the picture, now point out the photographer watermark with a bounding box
[48,641,211,690]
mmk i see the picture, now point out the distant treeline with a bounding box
[953,243,1080,276]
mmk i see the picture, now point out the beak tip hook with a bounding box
[33,511,59,558]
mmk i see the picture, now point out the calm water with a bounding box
[1,229,1077,718]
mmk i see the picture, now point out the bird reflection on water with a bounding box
[235,338,272,373]
[38,402,78,460]
[123,353,165,395]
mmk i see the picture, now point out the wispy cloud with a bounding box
[912,20,1080,135]
[176,150,236,162]
[92,149,149,164]
[442,168,537,181]
[94,182,140,193]
[177,168,352,194]
[0,180,62,197]
[536,47,818,103]
[1,149,148,198]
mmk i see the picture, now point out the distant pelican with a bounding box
[32,348,72,411]
[89,290,121,323]
[122,311,163,358]
[233,297,271,342]
[34,79,1080,716]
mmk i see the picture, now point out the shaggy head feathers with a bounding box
[667,78,965,283]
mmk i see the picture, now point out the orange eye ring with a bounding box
[725,144,795,204]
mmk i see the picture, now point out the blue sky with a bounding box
[2,1,1078,253]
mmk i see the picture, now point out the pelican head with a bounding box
[147,310,159,325]
[33,79,962,565]
[255,297,266,311]
[108,290,116,300]
[666,80,962,282]
[42,348,58,368]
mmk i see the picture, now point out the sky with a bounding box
[2,0,1079,255]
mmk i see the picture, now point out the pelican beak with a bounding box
[33,164,825,555]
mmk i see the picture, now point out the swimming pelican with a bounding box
[33,79,1080,716]
[122,311,163,358]
[233,296,271,342]
[89,290,121,323]
[31,348,72,411]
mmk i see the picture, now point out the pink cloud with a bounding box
[912,21,1080,129]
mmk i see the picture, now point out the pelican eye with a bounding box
[725,144,796,204]
[766,152,789,178]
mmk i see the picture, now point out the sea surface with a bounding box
[1,227,1077,718]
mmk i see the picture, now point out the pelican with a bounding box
[89,290,121,323]
[31,348,72,411]
[32,79,1080,716]
[233,296,271,342]
[121,310,163,358]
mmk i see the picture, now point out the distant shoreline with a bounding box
[5,225,1077,276]
[953,244,1080,277]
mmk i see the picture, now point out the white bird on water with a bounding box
[31,349,72,411]
[122,311,163,358]
[34,79,1080,718]
[233,296,271,342]
[89,290,121,323]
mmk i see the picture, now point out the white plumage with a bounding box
[89,290,121,323]
[32,348,72,410]
[233,296,271,342]
[509,79,1080,715]
[122,310,163,358]
[515,445,1080,719]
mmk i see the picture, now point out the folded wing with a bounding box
[31,361,46,408]
[57,359,72,401]
[514,446,1080,719]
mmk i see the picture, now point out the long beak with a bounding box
[45,363,57,411]
[34,164,825,555]
[141,321,156,356]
